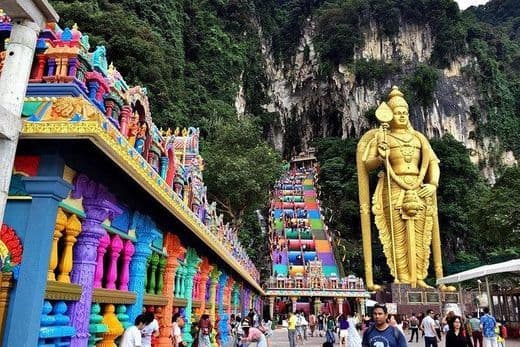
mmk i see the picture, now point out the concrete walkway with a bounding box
[267,327,520,347]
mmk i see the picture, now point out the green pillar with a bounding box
[182,248,201,347]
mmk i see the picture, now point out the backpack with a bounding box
[409,317,419,328]
[362,325,401,347]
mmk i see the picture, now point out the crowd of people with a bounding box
[274,305,510,347]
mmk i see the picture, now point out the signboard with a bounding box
[444,293,459,303]
[425,292,440,303]
[386,303,398,314]
[407,292,423,304]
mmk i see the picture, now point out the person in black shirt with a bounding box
[446,316,473,347]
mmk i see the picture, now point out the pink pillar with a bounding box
[106,235,124,289]
[119,106,132,137]
[94,234,110,288]
[118,240,135,291]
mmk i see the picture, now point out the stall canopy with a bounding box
[436,259,520,285]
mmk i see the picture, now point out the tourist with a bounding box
[421,309,439,347]
[325,313,336,345]
[361,304,406,347]
[171,312,185,347]
[197,314,213,347]
[240,320,267,347]
[295,311,305,345]
[141,311,159,347]
[347,313,362,347]
[317,312,325,337]
[308,312,317,337]
[288,311,297,347]
[409,313,420,342]
[480,308,497,347]
[495,322,506,347]
[261,316,273,347]
[434,314,442,340]
[119,314,154,347]
[446,316,472,347]
[338,314,350,347]
[469,314,483,347]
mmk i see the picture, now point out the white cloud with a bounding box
[456,0,490,10]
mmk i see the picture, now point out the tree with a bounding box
[201,118,282,229]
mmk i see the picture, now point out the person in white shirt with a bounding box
[140,312,160,347]
[421,310,440,347]
[119,314,154,347]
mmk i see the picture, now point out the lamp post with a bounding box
[477,279,482,318]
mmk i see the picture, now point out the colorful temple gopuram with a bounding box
[266,152,370,318]
[0,15,263,347]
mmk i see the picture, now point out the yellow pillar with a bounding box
[57,214,81,283]
[48,208,66,281]
[337,298,344,315]
[98,304,124,347]
[291,297,298,313]
[269,297,275,320]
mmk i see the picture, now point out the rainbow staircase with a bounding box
[271,168,339,279]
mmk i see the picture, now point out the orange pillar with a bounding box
[157,233,185,347]
[196,257,213,317]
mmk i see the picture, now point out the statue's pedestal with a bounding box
[385,283,461,315]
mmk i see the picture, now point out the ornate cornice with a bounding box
[92,288,137,304]
[21,117,263,294]
[45,280,82,301]
[143,293,168,307]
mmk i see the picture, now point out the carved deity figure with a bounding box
[357,86,455,291]
[134,121,148,154]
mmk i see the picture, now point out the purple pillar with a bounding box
[68,174,121,347]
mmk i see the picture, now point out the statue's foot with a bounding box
[439,284,457,292]
[417,280,433,289]
[367,283,383,291]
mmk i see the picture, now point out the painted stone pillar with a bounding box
[3,176,71,347]
[69,174,122,347]
[196,257,212,317]
[57,214,82,283]
[217,273,228,318]
[269,297,275,320]
[359,298,366,317]
[157,233,185,347]
[291,297,298,313]
[337,298,344,315]
[118,240,135,291]
[127,212,160,322]
[232,284,240,315]
[209,267,221,325]
[314,298,321,315]
[93,234,110,288]
[106,235,123,289]
[182,248,201,347]
[226,278,234,315]
[175,264,185,298]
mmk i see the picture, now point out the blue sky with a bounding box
[456,0,490,10]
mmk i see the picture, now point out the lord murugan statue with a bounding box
[357,86,455,291]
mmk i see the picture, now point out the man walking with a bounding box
[421,309,439,347]
[480,308,498,347]
[362,303,407,347]
[288,311,297,347]
[408,313,419,343]
[470,314,483,347]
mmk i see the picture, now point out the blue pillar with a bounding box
[3,176,72,347]
[127,212,160,322]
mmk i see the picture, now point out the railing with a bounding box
[266,276,365,291]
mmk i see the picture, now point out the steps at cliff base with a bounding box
[270,168,340,279]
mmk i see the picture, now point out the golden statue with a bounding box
[357,86,455,291]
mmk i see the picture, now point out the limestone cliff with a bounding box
[251,19,516,182]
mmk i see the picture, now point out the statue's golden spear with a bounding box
[375,102,399,282]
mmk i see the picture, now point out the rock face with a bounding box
[253,18,516,181]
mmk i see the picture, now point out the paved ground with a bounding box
[268,328,520,347]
